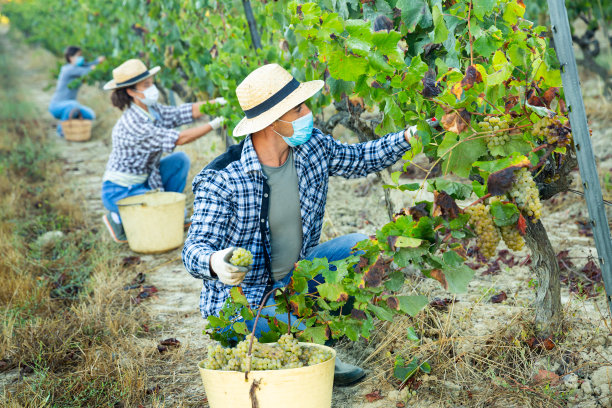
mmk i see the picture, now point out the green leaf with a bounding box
[385,271,405,291]
[327,51,368,82]
[397,295,428,316]
[431,6,449,44]
[317,282,349,302]
[474,155,528,173]
[233,321,249,335]
[406,326,420,342]
[394,356,420,381]
[427,179,473,200]
[441,134,488,178]
[301,326,328,344]
[369,51,395,73]
[503,1,525,25]
[473,0,496,20]
[367,303,394,321]
[230,286,248,306]
[472,180,488,197]
[441,263,475,294]
[397,0,432,32]
[489,200,519,226]
[394,236,423,248]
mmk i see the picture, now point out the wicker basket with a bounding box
[61,108,92,142]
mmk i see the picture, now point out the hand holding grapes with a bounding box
[210,247,253,286]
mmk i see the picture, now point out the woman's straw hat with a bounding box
[103,59,160,90]
[233,64,323,136]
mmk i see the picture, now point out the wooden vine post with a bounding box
[545,0,612,321]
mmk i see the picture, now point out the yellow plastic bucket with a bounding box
[198,343,335,408]
[117,191,185,254]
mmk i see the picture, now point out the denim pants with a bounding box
[48,100,96,136]
[101,151,190,218]
[244,232,368,338]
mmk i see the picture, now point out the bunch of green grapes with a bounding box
[480,116,511,149]
[230,247,253,267]
[509,168,542,222]
[464,203,501,258]
[532,117,572,146]
[500,224,525,251]
[203,333,333,371]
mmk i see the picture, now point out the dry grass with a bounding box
[0,36,180,408]
[338,285,584,408]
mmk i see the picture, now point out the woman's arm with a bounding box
[175,117,223,145]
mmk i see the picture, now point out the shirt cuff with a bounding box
[389,129,412,154]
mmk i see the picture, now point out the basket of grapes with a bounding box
[198,249,336,408]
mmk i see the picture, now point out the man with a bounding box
[183,63,419,385]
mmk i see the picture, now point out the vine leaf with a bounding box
[397,295,429,316]
[433,191,461,219]
[487,166,519,196]
[490,201,519,226]
[461,65,483,90]
[350,309,367,320]
[440,108,471,134]
[317,283,349,302]
[360,256,392,287]
[429,269,447,289]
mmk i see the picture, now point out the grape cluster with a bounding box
[464,204,501,258]
[500,225,525,251]
[203,334,334,372]
[230,247,253,267]
[509,168,542,223]
[532,117,572,146]
[480,116,511,150]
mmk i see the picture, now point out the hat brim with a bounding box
[103,66,161,90]
[233,80,324,137]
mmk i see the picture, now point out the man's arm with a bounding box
[182,170,233,280]
[326,128,413,178]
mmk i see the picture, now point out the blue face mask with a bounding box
[75,56,85,66]
[275,112,313,147]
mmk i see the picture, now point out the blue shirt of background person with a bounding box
[48,45,105,136]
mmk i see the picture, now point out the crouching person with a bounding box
[182,64,419,386]
[100,59,226,243]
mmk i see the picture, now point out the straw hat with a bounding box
[103,59,160,90]
[233,64,324,136]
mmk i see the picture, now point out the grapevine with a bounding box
[230,247,253,267]
[203,334,333,372]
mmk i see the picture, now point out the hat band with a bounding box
[243,78,300,119]
[116,70,151,87]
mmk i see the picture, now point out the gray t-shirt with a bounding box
[49,63,93,105]
[261,150,303,281]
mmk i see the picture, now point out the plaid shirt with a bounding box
[104,103,193,189]
[182,128,411,318]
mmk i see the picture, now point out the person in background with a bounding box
[183,63,428,386]
[101,58,226,243]
[48,46,104,136]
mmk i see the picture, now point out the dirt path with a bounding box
[12,27,612,408]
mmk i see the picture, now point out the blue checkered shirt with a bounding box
[104,103,193,189]
[182,128,411,318]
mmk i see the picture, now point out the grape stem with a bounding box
[245,286,279,378]
[466,193,492,208]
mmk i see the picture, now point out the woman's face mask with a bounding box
[74,55,85,66]
[274,112,313,147]
[137,84,160,107]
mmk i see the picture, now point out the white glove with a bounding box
[210,247,250,286]
[211,97,227,106]
[209,117,224,130]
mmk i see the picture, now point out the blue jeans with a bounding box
[101,151,190,217]
[244,233,368,338]
[48,100,95,136]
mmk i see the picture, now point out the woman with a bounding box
[48,46,104,136]
[101,58,225,243]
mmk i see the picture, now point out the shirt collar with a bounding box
[131,103,158,123]
[240,135,263,174]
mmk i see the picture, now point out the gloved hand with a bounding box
[426,117,442,129]
[210,247,250,286]
[209,117,225,130]
[211,97,227,106]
